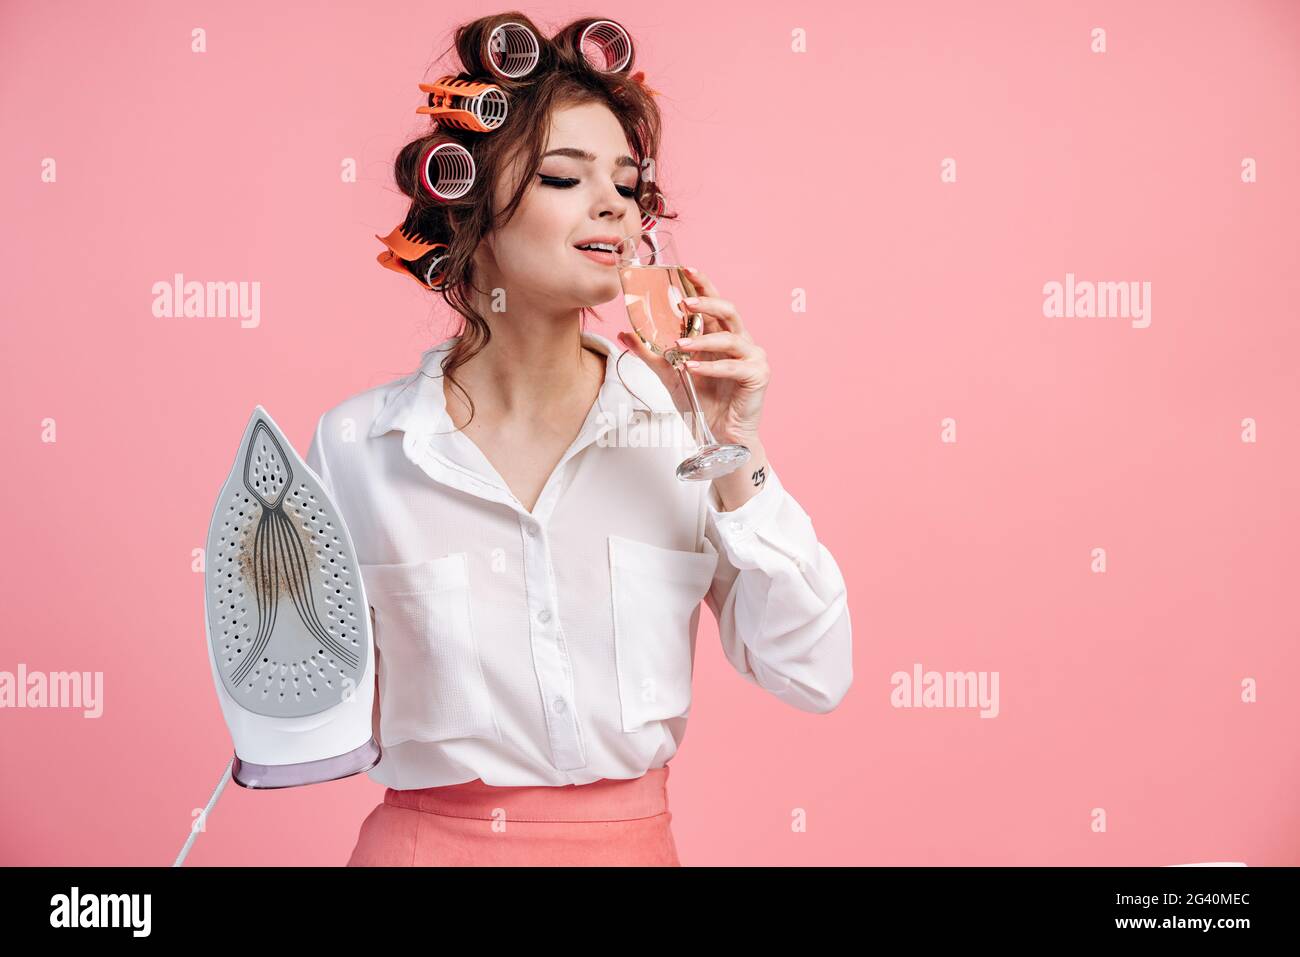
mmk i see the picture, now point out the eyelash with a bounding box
[539,175,638,199]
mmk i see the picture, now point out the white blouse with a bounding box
[306,329,852,788]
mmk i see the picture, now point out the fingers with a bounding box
[681,267,745,335]
[684,294,739,320]
[683,294,741,332]
[676,330,760,361]
[682,357,755,379]
[616,330,649,355]
[681,264,717,298]
[616,330,661,363]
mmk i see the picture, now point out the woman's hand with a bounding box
[615,265,769,445]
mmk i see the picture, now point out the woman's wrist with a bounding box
[710,434,768,512]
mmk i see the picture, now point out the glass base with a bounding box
[676,443,751,482]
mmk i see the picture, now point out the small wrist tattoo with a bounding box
[750,466,766,489]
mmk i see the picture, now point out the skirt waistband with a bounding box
[383,765,670,822]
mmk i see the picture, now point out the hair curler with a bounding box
[376,218,438,262]
[376,240,451,291]
[417,75,509,132]
[375,213,452,290]
[456,14,550,86]
[412,246,452,289]
[481,20,542,80]
[574,18,635,73]
[640,189,666,232]
[417,140,476,202]
[377,242,452,290]
[375,201,453,291]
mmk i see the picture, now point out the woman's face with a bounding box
[482,100,642,313]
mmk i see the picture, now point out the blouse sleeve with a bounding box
[702,464,853,714]
[304,414,336,499]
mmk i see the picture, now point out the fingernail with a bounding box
[684,296,699,304]
[677,337,692,345]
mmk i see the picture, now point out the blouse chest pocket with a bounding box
[607,535,720,733]
[359,553,500,748]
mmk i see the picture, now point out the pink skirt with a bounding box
[346,764,680,866]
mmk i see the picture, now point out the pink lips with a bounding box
[575,246,617,266]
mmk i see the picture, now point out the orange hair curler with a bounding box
[376,243,451,290]
[417,75,509,132]
[375,220,451,290]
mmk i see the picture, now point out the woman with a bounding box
[308,12,853,866]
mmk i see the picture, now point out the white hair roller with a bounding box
[578,19,633,73]
[419,140,476,202]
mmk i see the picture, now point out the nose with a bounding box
[594,182,630,222]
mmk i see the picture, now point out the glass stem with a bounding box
[674,359,718,448]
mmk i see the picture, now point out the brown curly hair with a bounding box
[387,12,678,430]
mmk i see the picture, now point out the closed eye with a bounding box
[539,174,637,199]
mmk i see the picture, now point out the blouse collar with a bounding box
[368,329,678,440]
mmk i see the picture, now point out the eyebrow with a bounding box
[542,147,640,170]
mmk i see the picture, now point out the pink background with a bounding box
[2,0,1297,866]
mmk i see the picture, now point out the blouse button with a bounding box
[730,521,747,535]
[525,523,538,537]
[552,696,566,714]
[537,609,552,625]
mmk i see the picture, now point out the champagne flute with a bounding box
[615,229,751,481]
